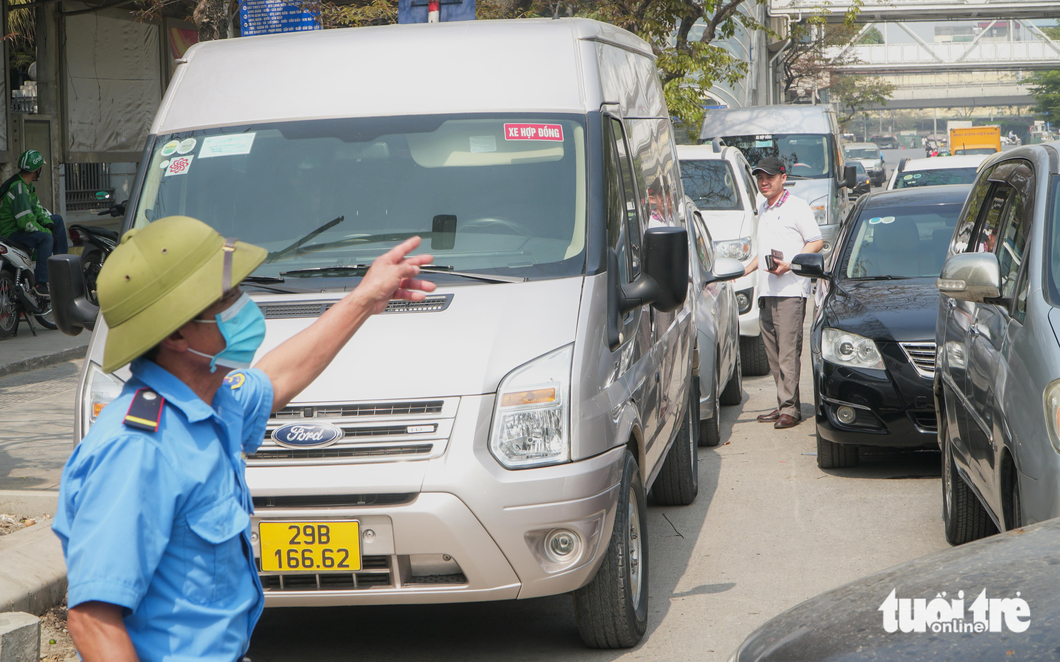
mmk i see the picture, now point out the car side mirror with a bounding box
[606,227,690,351]
[707,257,744,284]
[47,254,99,334]
[842,165,857,189]
[790,253,828,279]
[937,253,1001,303]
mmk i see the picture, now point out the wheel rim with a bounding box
[0,277,16,330]
[627,491,643,609]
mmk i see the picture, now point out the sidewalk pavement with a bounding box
[0,331,86,617]
[0,326,89,378]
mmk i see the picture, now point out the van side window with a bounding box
[952,164,996,254]
[610,118,641,277]
[692,211,714,271]
[993,187,1028,300]
[605,120,631,283]
[742,166,758,211]
[626,118,682,229]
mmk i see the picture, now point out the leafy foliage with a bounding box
[1028,70,1060,128]
[829,73,895,124]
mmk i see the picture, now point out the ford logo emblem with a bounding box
[272,422,344,448]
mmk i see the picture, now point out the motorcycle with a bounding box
[0,234,56,336]
[68,196,124,304]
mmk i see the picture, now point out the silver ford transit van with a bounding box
[699,105,857,259]
[54,19,742,649]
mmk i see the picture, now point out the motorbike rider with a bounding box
[0,149,68,297]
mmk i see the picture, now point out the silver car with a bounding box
[684,198,742,446]
[935,141,1060,545]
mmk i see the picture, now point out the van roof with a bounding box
[699,105,835,140]
[154,18,654,134]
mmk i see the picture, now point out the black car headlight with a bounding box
[822,328,885,370]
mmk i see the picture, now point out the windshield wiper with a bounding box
[266,216,346,263]
[280,264,526,284]
[418,265,527,284]
[849,275,911,281]
[280,265,370,278]
[244,275,285,283]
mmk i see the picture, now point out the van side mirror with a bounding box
[47,254,99,334]
[607,227,689,351]
[937,253,1000,303]
[790,253,828,279]
[842,165,857,189]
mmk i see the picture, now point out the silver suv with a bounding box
[935,141,1060,545]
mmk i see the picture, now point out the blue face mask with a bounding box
[189,292,266,373]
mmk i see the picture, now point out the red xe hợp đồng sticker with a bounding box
[503,124,564,141]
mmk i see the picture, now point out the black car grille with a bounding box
[909,410,938,432]
[900,342,936,379]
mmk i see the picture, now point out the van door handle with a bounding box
[970,324,980,337]
[623,311,634,324]
[947,299,956,310]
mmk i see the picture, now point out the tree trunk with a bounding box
[194,0,229,41]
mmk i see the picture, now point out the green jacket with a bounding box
[0,173,52,237]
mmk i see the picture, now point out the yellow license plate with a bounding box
[259,521,361,572]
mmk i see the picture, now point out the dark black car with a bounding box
[733,517,1059,661]
[792,185,972,469]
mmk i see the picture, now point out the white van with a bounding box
[698,105,857,260]
[52,18,742,649]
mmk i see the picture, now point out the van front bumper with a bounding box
[247,438,624,607]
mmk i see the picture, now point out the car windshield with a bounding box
[846,149,879,160]
[723,134,833,179]
[680,160,741,211]
[954,148,998,156]
[842,203,964,279]
[132,114,587,281]
[894,168,977,189]
[855,162,866,174]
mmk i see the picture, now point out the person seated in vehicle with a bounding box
[0,150,68,297]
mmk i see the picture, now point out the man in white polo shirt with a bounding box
[743,156,823,429]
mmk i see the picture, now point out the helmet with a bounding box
[97,216,267,373]
[17,150,45,173]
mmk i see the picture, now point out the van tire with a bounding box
[574,450,649,649]
[652,396,698,506]
[740,335,770,376]
[942,429,996,545]
[816,432,858,469]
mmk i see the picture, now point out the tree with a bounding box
[856,26,882,45]
[829,73,895,124]
[1028,70,1060,128]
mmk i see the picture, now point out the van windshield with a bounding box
[680,160,741,211]
[845,148,879,160]
[133,115,587,281]
[722,134,833,179]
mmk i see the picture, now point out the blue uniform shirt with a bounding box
[53,358,273,662]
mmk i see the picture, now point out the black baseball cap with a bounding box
[752,156,787,176]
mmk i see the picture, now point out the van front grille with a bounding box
[273,401,444,419]
[260,555,393,591]
[261,295,451,320]
[248,444,433,461]
[252,493,416,509]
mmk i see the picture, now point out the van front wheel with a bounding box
[574,450,648,648]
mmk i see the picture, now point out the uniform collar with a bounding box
[765,190,789,211]
[129,358,218,423]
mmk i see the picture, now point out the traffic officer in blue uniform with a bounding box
[52,216,435,662]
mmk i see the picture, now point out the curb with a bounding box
[0,345,88,379]
[0,525,66,616]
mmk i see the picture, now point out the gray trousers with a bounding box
[759,296,807,418]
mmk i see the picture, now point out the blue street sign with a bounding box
[398,0,475,23]
[240,0,321,36]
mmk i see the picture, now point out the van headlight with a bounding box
[81,361,124,436]
[489,345,572,469]
[714,237,752,261]
[810,196,829,225]
[822,328,885,370]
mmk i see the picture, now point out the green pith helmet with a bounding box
[17,150,45,172]
[97,216,266,373]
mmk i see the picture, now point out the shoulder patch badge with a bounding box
[225,372,246,390]
[124,388,165,432]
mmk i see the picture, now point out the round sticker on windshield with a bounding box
[160,140,179,157]
[868,216,896,225]
[903,174,914,180]
[913,173,922,178]
[159,159,171,169]
[177,138,197,155]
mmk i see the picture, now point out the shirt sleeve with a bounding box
[54,433,182,612]
[224,368,274,454]
[795,200,823,243]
